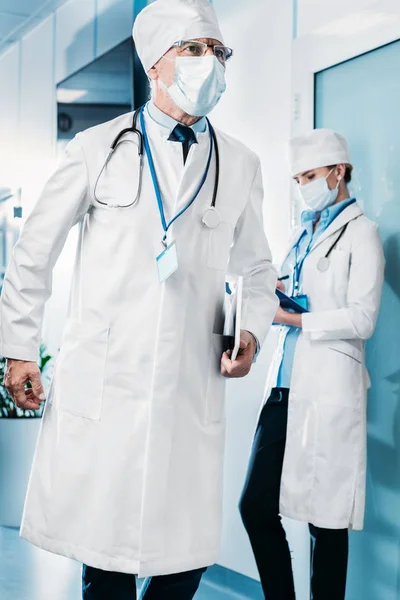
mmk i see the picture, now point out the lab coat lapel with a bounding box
[310,202,363,254]
[280,227,305,269]
[174,128,212,215]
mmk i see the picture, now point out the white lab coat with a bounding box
[265,201,385,530]
[0,111,278,576]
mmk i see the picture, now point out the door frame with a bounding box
[292,0,400,136]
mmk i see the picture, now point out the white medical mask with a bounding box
[297,168,341,211]
[159,55,226,117]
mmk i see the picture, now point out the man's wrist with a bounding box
[245,331,259,356]
[6,358,31,363]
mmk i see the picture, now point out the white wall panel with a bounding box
[0,43,20,188]
[96,0,134,57]
[18,14,76,358]
[20,15,56,215]
[55,0,96,83]
[211,0,301,586]
[212,0,294,260]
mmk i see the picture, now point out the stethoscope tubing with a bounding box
[292,222,349,291]
[93,104,220,213]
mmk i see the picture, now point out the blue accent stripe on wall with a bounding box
[292,0,298,39]
[93,0,98,58]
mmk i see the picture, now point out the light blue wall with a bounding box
[316,40,400,600]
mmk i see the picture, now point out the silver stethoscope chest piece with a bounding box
[317,257,330,272]
[202,207,220,229]
[316,223,350,273]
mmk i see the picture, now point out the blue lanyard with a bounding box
[139,105,214,245]
[292,230,314,295]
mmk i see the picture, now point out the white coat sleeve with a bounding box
[227,160,278,347]
[302,223,385,341]
[0,134,90,362]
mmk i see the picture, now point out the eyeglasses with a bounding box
[171,40,233,65]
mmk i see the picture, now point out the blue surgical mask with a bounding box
[160,55,226,117]
[297,168,341,211]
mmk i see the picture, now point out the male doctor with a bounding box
[1,0,278,598]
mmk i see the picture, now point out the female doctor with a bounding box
[240,129,385,600]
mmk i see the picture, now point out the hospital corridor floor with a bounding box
[0,527,263,600]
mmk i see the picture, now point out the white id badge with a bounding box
[156,242,178,283]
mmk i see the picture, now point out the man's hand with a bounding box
[221,330,257,379]
[4,359,45,411]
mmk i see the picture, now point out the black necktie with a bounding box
[168,124,198,165]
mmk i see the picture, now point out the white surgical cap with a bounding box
[290,129,351,177]
[133,0,224,73]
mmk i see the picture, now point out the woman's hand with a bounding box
[276,279,286,292]
[274,305,303,328]
[274,279,302,326]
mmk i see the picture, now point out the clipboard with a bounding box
[276,289,309,314]
[223,276,243,360]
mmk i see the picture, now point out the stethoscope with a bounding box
[316,223,348,272]
[291,222,349,293]
[93,106,144,209]
[93,104,221,230]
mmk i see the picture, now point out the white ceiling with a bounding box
[0,0,70,55]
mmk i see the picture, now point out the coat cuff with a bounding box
[245,331,260,363]
[302,309,350,341]
[0,343,39,362]
[302,312,324,340]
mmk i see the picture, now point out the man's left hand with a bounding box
[221,330,257,379]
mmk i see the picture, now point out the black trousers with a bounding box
[239,388,349,600]
[82,564,206,600]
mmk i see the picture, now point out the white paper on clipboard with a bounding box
[231,276,243,361]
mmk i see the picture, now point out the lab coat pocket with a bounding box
[56,320,110,420]
[314,249,350,297]
[207,222,234,270]
[320,340,363,408]
[328,340,363,363]
[204,333,227,424]
[206,206,240,271]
